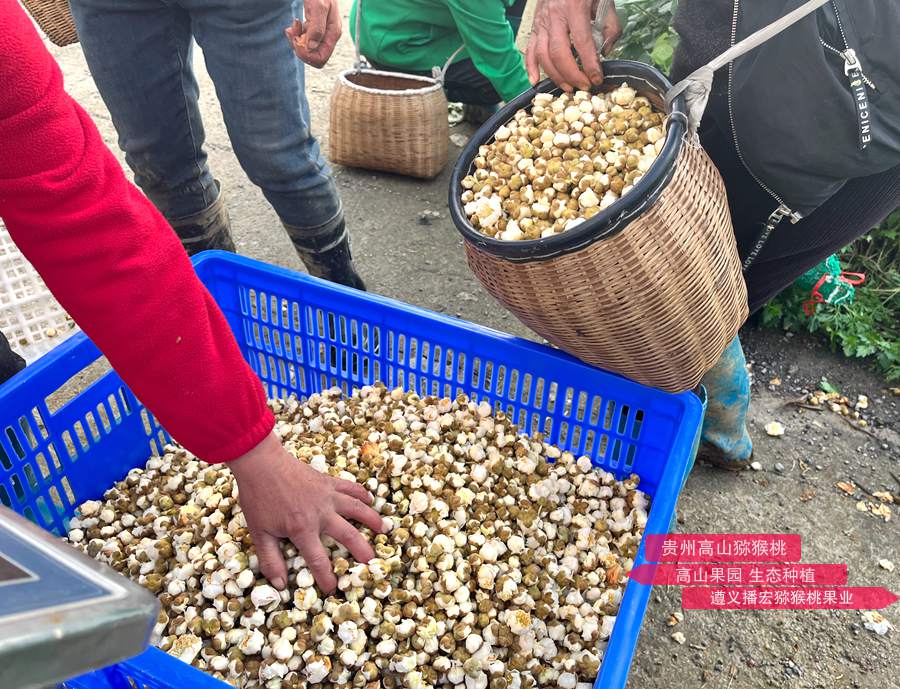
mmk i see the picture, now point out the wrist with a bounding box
[229,431,282,479]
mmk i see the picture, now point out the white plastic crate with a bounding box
[0,222,78,363]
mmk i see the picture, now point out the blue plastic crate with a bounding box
[0,252,702,689]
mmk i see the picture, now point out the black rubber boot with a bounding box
[284,215,366,291]
[169,184,236,256]
[0,331,26,385]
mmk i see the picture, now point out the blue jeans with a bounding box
[68,0,341,232]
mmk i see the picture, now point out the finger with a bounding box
[335,493,385,533]
[333,478,373,504]
[253,530,288,590]
[285,27,299,53]
[317,9,342,63]
[325,515,376,565]
[537,29,572,92]
[525,33,542,85]
[605,3,623,53]
[304,0,327,49]
[598,35,614,57]
[548,19,591,91]
[285,18,300,42]
[328,0,342,35]
[602,22,623,55]
[302,31,340,67]
[570,21,602,85]
[290,528,337,593]
[298,49,327,69]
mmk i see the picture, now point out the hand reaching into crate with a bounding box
[230,431,386,592]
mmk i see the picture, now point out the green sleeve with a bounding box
[445,0,532,102]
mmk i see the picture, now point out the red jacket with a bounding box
[0,1,274,462]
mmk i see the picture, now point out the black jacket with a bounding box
[672,0,900,218]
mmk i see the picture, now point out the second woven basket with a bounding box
[450,61,748,393]
[330,69,448,179]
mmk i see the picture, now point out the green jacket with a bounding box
[349,0,531,103]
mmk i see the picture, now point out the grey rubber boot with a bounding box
[284,214,366,291]
[168,185,236,256]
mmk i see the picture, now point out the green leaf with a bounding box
[819,377,840,394]
[650,33,675,71]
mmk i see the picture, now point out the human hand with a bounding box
[229,432,384,593]
[284,0,342,69]
[526,0,622,92]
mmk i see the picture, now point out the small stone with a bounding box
[671,632,686,645]
[667,611,684,627]
[774,462,785,473]
[765,421,785,437]
[450,133,469,148]
[861,610,893,636]
[417,210,442,226]
[877,559,895,572]
[750,461,763,472]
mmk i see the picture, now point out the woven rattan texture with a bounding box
[330,70,449,179]
[22,0,79,47]
[464,144,748,392]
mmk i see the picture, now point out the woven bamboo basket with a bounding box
[449,61,748,392]
[21,0,79,47]
[329,69,449,179]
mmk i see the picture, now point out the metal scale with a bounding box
[0,506,158,689]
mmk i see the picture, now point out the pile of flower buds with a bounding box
[67,385,649,689]
[460,84,666,241]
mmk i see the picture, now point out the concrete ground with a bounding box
[45,3,898,688]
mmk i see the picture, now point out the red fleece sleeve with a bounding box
[0,1,274,462]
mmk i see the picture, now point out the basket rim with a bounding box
[448,60,687,263]
[337,67,443,97]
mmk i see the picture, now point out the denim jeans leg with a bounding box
[68,0,219,220]
[187,0,342,233]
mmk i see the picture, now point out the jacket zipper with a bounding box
[727,0,803,271]
[820,43,877,91]
[818,0,874,151]
[819,0,876,91]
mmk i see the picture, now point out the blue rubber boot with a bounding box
[697,335,754,470]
